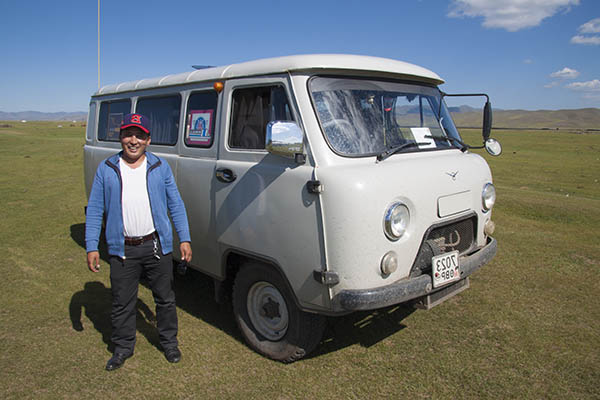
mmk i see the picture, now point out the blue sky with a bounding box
[0,0,599,112]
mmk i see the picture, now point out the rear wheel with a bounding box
[232,262,326,363]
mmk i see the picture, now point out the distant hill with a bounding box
[448,105,479,113]
[451,108,600,130]
[2,108,599,130]
[0,111,87,121]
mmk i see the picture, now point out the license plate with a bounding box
[432,251,460,288]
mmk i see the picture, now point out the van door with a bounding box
[176,88,220,276]
[215,77,329,311]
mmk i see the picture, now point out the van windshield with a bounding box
[309,77,462,157]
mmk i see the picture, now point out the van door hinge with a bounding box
[313,270,339,286]
[306,180,324,194]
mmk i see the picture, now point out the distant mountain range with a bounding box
[0,111,87,121]
[448,105,480,113]
[1,107,599,130]
[451,108,600,130]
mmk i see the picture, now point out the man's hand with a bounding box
[87,251,101,272]
[180,242,192,263]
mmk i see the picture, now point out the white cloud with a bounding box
[571,18,600,45]
[578,17,600,33]
[544,82,560,88]
[524,58,533,64]
[550,67,580,79]
[448,0,580,32]
[570,35,600,45]
[566,80,600,91]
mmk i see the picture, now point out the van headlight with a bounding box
[384,202,410,241]
[482,183,496,212]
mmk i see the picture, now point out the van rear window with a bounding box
[98,99,131,141]
[136,95,181,146]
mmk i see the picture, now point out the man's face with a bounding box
[120,127,150,162]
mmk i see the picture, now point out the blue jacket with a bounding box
[85,151,191,258]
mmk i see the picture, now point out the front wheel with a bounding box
[232,262,326,363]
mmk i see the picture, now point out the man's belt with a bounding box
[124,231,156,246]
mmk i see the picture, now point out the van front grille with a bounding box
[410,216,476,276]
[428,217,475,254]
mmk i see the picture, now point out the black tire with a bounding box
[232,262,326,363]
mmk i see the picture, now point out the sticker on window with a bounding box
[410,127,436,149]
[187,110,213,145]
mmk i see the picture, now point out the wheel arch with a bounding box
[216,248,306,312]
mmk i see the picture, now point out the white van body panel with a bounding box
[313,150,491,294]
[176,156,219,274]
[212,77,329,311]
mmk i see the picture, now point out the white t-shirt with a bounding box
[120,157,155,237]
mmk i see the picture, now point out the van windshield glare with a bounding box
[309,77,463,157]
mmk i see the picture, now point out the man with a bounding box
[85,113,192,371]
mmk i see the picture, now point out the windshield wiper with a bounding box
[425,135,469,152]
[376,142,430,162]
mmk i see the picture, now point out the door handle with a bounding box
[216,168,237,183]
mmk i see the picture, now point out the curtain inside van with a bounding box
[230,86,293,149]
[230,88,269,149]
[136,95,181,146]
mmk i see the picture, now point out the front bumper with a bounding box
[333,236,497,311]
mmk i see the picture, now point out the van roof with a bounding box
[94,54,444,96]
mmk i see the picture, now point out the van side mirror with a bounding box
[483,101,492,140]
[440,91,501,156]
[484,138,502,156]
[266,121,304,161]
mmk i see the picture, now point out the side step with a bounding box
[413,278,470,310]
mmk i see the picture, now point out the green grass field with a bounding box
[1,122,598,399]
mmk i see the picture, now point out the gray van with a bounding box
[85,54,500,362]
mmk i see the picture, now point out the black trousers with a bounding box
[109,239,178,355]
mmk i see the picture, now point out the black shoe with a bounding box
[105,352,132,371]
[164,347,181,363]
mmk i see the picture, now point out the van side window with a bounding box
[185,91,218,148]
[98,99,131,141]
[86,102,97,141]
[230,86,293,149]
[136,95,181,146]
